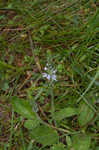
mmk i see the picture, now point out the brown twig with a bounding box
[38,104,49,121]
[28,31,42,73]
[2,28,26,31]
[18,71,32,91]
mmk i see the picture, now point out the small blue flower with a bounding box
[42,64,57,81]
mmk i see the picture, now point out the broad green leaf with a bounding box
[78,102,95,126]
[12,96,36,119]
[72,134,91,150]
[24,119,40,129]
[50,143,66,150]
[31,125,59,146]
[54,107,78,121]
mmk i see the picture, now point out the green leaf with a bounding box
[77,66,99,103]
[57,64,64,73]
[31,125,59,146]
[0,60,15,70]
[72,134,91,150]
[96,147,99,150]
[54,107,78,121]
[40,25,49,36]
[24,119,40,129]
[1,82,9,91]
[78,102,95,126]
[12,96,36,120]
[66,135,72,147]
[50,143,66,150]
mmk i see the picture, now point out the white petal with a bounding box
[42,73,48,78]
[51,75,57,81]
[47,74,51,80]
[44,67,47,70]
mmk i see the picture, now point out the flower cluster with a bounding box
[42,63,57,81]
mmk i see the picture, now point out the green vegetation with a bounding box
[0,0,99,149]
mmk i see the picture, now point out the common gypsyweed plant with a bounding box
[1,0,98,149]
